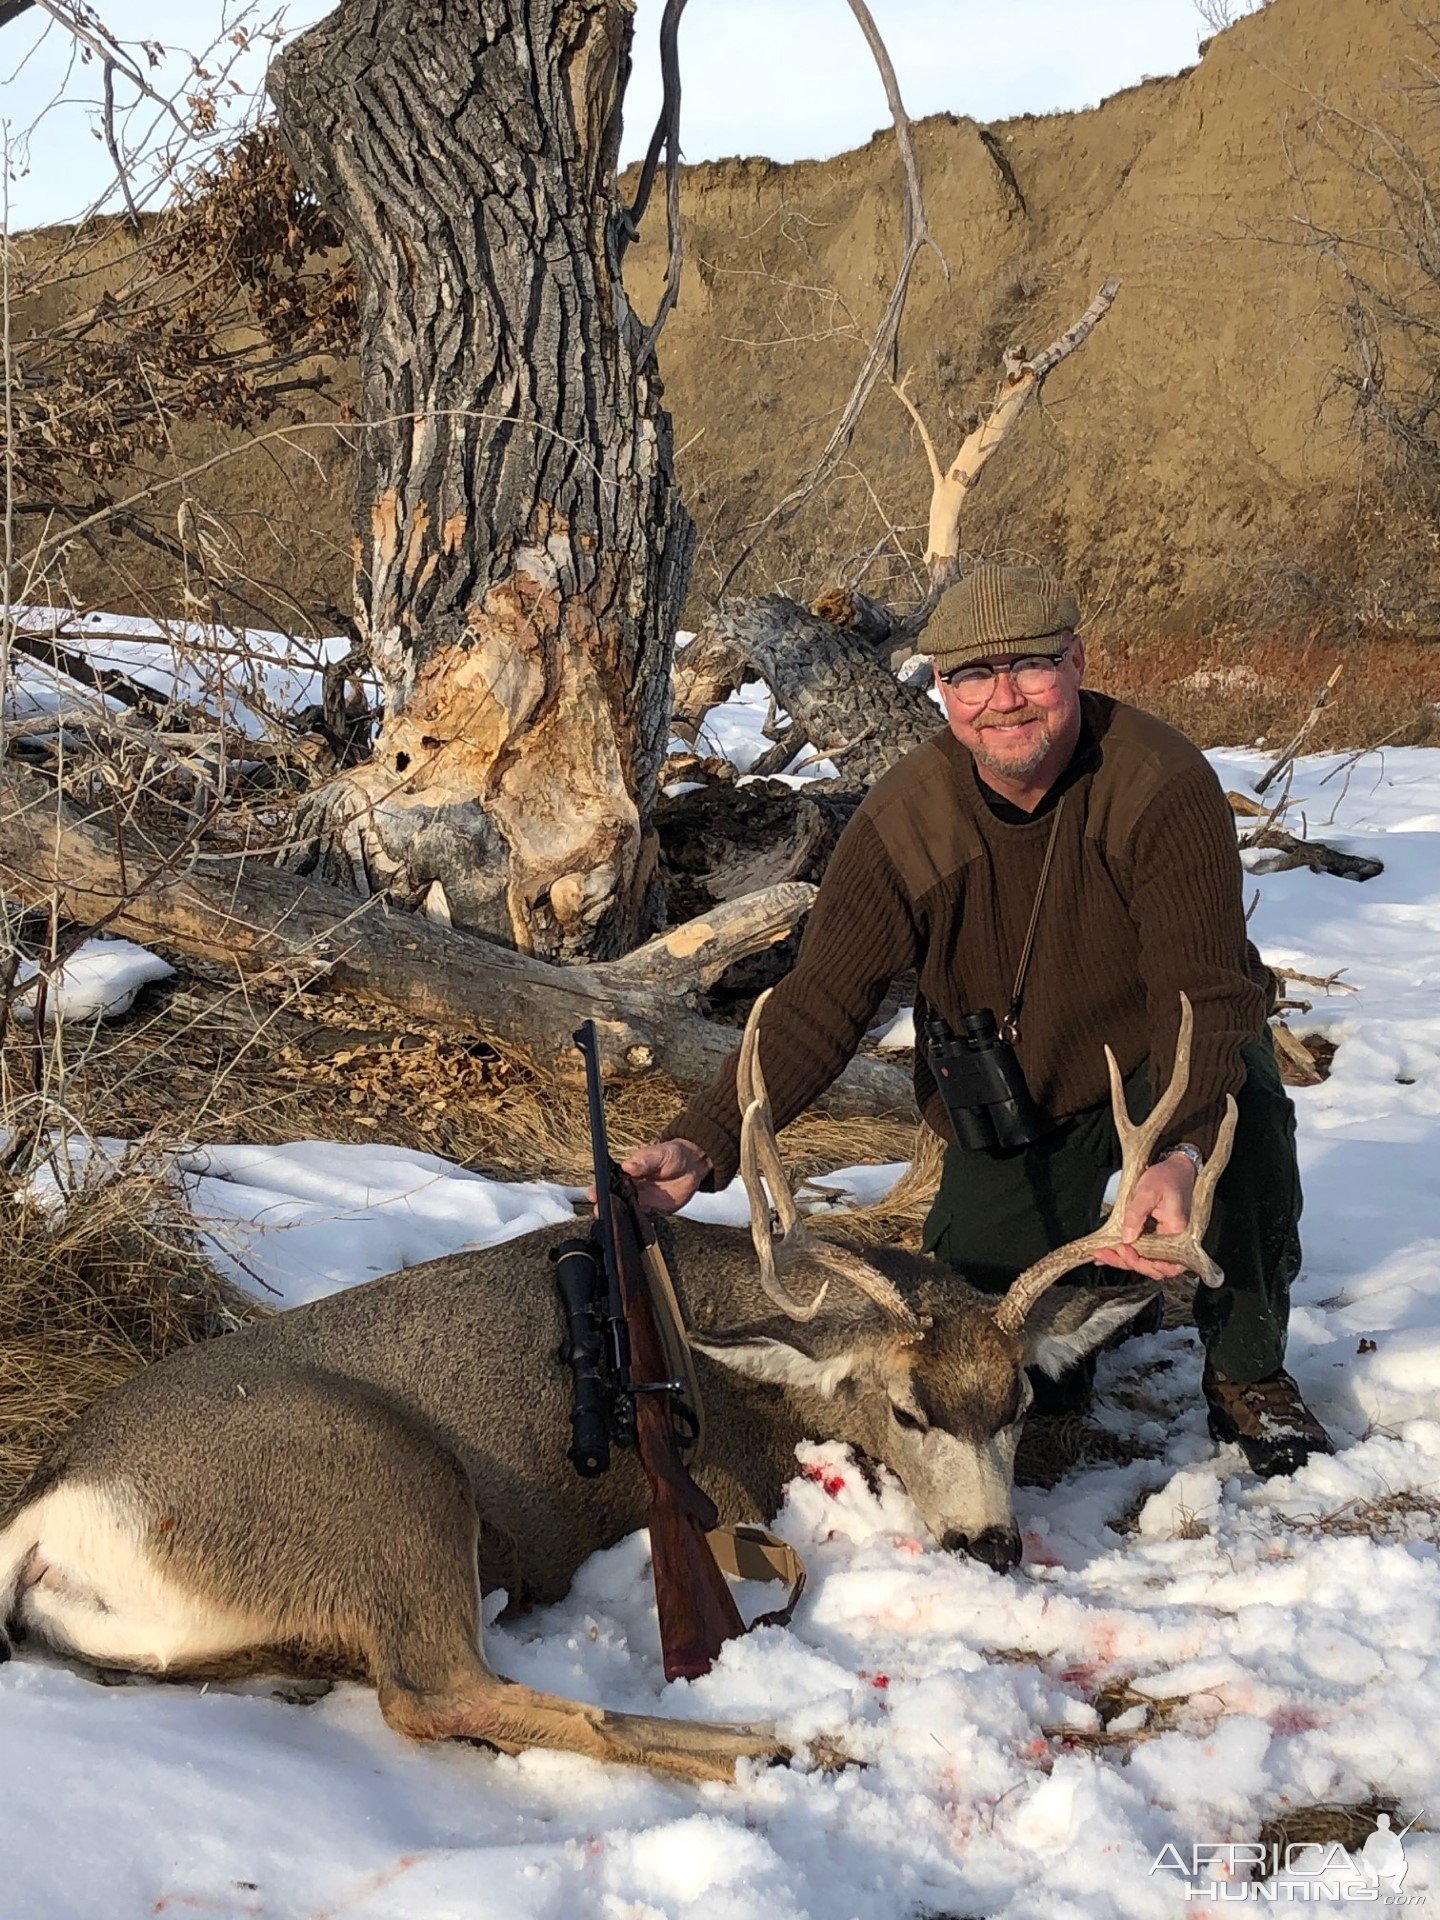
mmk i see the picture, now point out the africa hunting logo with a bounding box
[1151,1812,1426,1903]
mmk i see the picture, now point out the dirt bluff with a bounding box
[27,0,1440,640]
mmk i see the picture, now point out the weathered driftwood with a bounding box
[0,765,913,1118]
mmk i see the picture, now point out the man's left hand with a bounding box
[1092,1154,1197,1281]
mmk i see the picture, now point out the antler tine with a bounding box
[993,994,1237,1334]
[808,1239,926,1334]
[740,1093,830,1321]
[1151,991,1197,1139]
[735,991,923,1330]
[736,990,803,1244]
[737,990,828,1321]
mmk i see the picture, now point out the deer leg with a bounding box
[363,1493,789,1786]
[377,1660,788,1785]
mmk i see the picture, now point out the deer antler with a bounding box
[992,994,1238,1335]
[738,991,923,1330]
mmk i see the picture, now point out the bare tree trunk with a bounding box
[270,0,693,960]
[708,594,938,785]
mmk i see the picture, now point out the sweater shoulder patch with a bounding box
[1084,700,1216,855]
[862,737,984,899]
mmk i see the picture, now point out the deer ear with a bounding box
[1021,1284,1159,1379]
[691,1331,863,1398]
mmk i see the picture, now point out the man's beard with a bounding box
[971,709,1054,779]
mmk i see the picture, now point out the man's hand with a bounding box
[1092,1153,1197,1281]
[590,1138,713,1214]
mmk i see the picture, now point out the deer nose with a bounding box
[941,1526,1023,1573]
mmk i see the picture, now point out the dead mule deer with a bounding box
[0,995,1232,1784]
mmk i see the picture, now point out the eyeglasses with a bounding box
[939,643,1072,706]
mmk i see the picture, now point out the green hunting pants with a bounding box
[921,1036,1301,1383]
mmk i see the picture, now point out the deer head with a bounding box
[691,991,1234,1572]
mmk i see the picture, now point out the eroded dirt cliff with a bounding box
[22,0,1440,640]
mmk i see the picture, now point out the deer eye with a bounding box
[891,1402,928,1434]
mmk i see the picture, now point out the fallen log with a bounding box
[0,764,915,1120]
[705,593,939,787]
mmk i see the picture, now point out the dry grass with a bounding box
[0,1169,252,1508]
[1274,1486,1440,1541]
[1257,1799,1424,1857]
[1087,627,1439,754]
[32,979,923,1193]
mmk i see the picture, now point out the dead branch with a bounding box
[1273,965,1358,994]
[1254,665,1344,795]
[909,278,1120,593]
[0,763,915,1119]
[1244,825,1383,883]
[1270,1019,1325,1085]
[713,0,947,596]
[634,0,689,365]
[1227,787,1381,882]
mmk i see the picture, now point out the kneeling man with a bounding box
[629,564,1333,1479]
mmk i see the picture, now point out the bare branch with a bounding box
[713,0,948,598]
[922,277,1120,590]
[636,0,689,367]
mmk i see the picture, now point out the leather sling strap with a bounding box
[639,1235,706,1460]
[1002,792,1067,1043]
[705,1522,807,1628]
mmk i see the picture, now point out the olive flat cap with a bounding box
[920,563,1080,672]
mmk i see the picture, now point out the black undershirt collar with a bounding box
[974,715,1098,824]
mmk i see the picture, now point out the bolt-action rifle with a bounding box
[559,1020,744,1682]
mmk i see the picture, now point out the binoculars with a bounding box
[922,1007,1046,1152]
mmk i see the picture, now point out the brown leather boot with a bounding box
[1203,1366,1335,1479]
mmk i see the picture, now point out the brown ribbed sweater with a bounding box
[668,692,1272,1186]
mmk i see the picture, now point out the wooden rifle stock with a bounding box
[610,1190,744,1682]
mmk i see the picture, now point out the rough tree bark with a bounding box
[270,0,693,960]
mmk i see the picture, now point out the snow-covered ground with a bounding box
[4,604,355,737]
[5,703,1440,1913]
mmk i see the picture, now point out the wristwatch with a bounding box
[1159,1142,1204,1176]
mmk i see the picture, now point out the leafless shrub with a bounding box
[1194,0,1269,32]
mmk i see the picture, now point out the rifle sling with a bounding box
[635,1228,808,1629]
[639,1234,705,1460]
[705,1523,808,1629]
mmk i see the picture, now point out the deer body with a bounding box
[0,995,1230,1785]
[0,1215,1144,1779]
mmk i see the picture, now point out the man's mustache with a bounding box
[974,709,1048,730]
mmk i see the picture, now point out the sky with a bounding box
[0,0,1232,230]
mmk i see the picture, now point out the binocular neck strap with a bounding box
[1002,794,1068,1044]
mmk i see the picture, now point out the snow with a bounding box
[175,1141,579,1305]
[12,934,173,1022]
[7,719,1440,1913]
[4,604,360,737]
